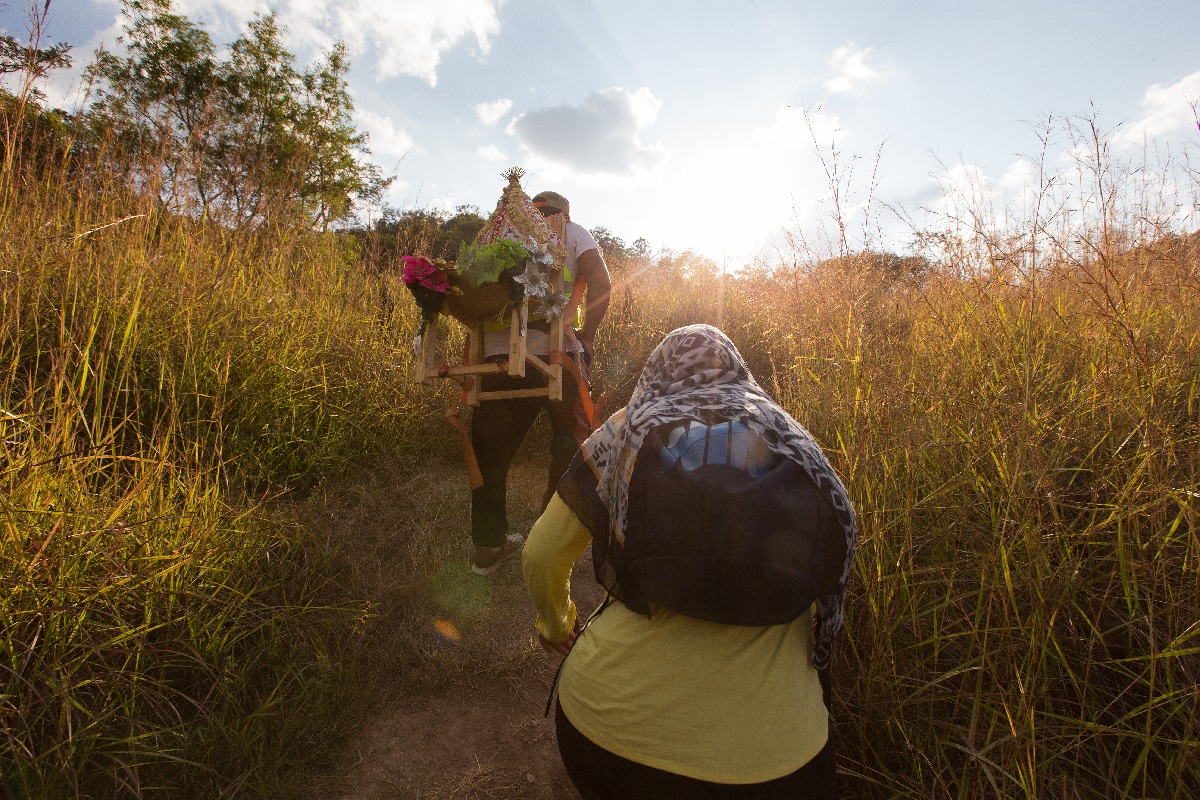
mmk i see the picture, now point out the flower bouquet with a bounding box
[400,256,456,336]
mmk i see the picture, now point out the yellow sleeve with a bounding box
[522,493,593,643]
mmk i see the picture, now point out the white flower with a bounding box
[513,261,550,298]
[541,291,569,319]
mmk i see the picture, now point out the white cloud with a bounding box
[996,156,1057,220]
[477,144,507,162]
[333,0,505,84]
[938,163,992,197]
[751,104,840,151]
[172,0,265,27]
[474,97,512,126]
[507,87,668,176]
[922,162,1001,227]
[358,109,415,156]
[626,87,662,129]
[999,157,1037,192]
[1113,70,1200,147]
[174,0,505,85]
[823,44,883,94]
[27,0,504,104]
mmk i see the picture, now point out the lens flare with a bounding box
[433,618,461,643]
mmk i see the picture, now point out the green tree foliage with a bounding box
[210,10,298,221]
[0,90,73,174]
[87,0,387,228]
[1,6,73,175]
[295,42,385,228]
[0,33,71,99]
[437,205,488,258]
[370,204,486,261]
[88,0,219,204]
[588,225,626,259]
[588,226,652,279]
[352,205,486,328]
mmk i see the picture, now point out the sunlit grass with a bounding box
[596,117,1198,797]
[2,103,1197,798]
[729,149,1200,796]
[0,123,452,796]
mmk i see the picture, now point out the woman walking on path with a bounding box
[523,324,858,799]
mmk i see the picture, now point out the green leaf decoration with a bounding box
[458,239,531,288]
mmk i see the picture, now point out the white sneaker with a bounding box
[471,533,524,576]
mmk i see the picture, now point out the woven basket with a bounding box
[440,269,562,326]
[442,275,512,325]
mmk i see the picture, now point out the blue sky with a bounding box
[6,0,1200,265]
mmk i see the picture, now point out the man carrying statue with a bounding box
[469,188,611,576]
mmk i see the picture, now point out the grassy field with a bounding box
[2,107,1197,798]
[0,119,459,796]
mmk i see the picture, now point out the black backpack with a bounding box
[562,420,845,626]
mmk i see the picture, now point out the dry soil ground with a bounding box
[297,427,604,800]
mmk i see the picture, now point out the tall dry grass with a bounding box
[724,117,1200,798]
[589,115,1198,798]
[4,90,1198,799]
[761,255,1198,798]
[0,111,452,796]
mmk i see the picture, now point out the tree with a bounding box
[437,205,486,259]
[368,204,485,263]
[1,2,73,175]
[589,226,627,259]
[0,0,73,101]
[655,248,720,282]
[211,11,302,224]
[88,0,219,209]
[90,0,222,209]
[86,0,388,227]
[0,34,71,97]
[292,41,387,229]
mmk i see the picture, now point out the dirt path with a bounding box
[304,438,604,800]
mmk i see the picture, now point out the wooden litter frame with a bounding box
[413,268,565,405]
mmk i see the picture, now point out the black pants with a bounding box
[555,702,837,799]
[469,371,586,548]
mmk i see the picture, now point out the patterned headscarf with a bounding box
[577,324,858,670]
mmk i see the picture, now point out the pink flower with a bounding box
[401,256,450,292]
[401,256,435,283]
[419,274,450,291]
